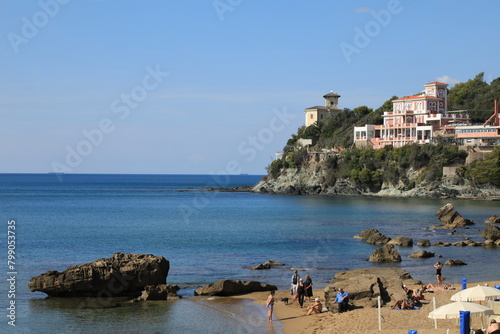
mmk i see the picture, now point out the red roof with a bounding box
[425,81,448,86]
[393,95,439,101]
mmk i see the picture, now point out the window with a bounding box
[310,114,313,119]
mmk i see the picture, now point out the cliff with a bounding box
[254,158,500,199]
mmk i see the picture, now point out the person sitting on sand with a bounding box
[335,288,349,313]
[391,297,415,310]
[306,298,322,316]
[487,319,500,334]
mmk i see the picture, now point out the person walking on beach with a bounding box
[297,278,306,307]
[304,275,313,302]
[434,261,443,286]
[266,290,275,322]
[291,270,300,299]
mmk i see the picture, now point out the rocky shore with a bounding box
[251,164,500,199]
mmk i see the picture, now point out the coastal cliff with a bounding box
[254,156,500,199]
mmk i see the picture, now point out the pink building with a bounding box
[354,82,469,149]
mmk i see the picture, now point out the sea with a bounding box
[0,173,499,334]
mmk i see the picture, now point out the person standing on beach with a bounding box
[291,270,300,299]
[297,278,306,307]
[434,261,443,286]
[266,290,275,322]
[304,275,313,302]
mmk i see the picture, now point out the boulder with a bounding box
[28,253,169,297]
[485,215,500,224]
[194,280,276,296]
[324,268,421,310]
[408,250,435,258]
[452,241,468,247]
[387,236,413,247]
[481,224,500,241]
[358,229,391,245]
[250,263,271,270]
[369,244,401,263]
[435,203,474,228]
[445,259,467,266]
[416,239,431,247]
[135,284,181,301]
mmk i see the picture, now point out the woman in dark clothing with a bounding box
[297,278,306,307]
[304,275,313,302]
[434,262,443,286]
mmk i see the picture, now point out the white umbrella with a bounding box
[451,285,500,302]
[428,301,493,319]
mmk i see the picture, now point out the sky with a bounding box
[1,0,499,175]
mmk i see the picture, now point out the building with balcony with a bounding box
[354,81,470,149]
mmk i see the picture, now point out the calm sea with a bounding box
[1,173,499,333]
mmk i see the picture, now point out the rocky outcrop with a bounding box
[409,250,435,258]
[28,253,169,297]
[445,259,467,266]
[387,236,413,247]
[416,239,431,247]
[135,284,181,301]
[253,162,500,199]
[194,280,276,296]
[250,260,285,270]
[324,267,421,310]
[358,229,391,245]
[481,224,500,241]
[485,215,500,224]
[434,203,474,228]
[369,244,401,263]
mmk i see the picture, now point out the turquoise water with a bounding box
[0,174,499,333]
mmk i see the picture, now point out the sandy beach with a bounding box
[233,280,500,334]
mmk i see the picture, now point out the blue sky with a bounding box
[1,0,499,174]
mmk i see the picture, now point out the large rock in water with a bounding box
[369,244,401,263]
[435,203,474,228]
[481,224,500,241]
[387,236,413,247]
[194,280,276,296]
[358,229,391,245]
[324,268,421,310]
[485,215,500,224]
[28,253,169,297]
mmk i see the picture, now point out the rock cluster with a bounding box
[324,267,421,311]
[135,284,181,301]
[387,236,413,247]
[416,239,431,247]
[408,250,435,258]
[481,224,500,241]
[434,203,474,228]
[445,259,467,266]
[485,215,500,224]
[194,280,276,296]
[28,253,169,297]
[358,229,391,245]
[369,244,401,263]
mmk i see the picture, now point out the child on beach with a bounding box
[266,290,275,322]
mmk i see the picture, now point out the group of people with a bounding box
[291,270,313,307]
[266,270,350,322]
[392,285,424,310]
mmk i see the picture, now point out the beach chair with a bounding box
[488,300,500,323]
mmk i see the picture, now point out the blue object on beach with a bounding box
[460,311,470,334]
[495,284,500,290]
[408,331,417,334]
[462,278,467,290]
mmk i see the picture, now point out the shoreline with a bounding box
[229,279,500,334]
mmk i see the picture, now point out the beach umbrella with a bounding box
[451,285,500,302]
[428,301,493,320]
